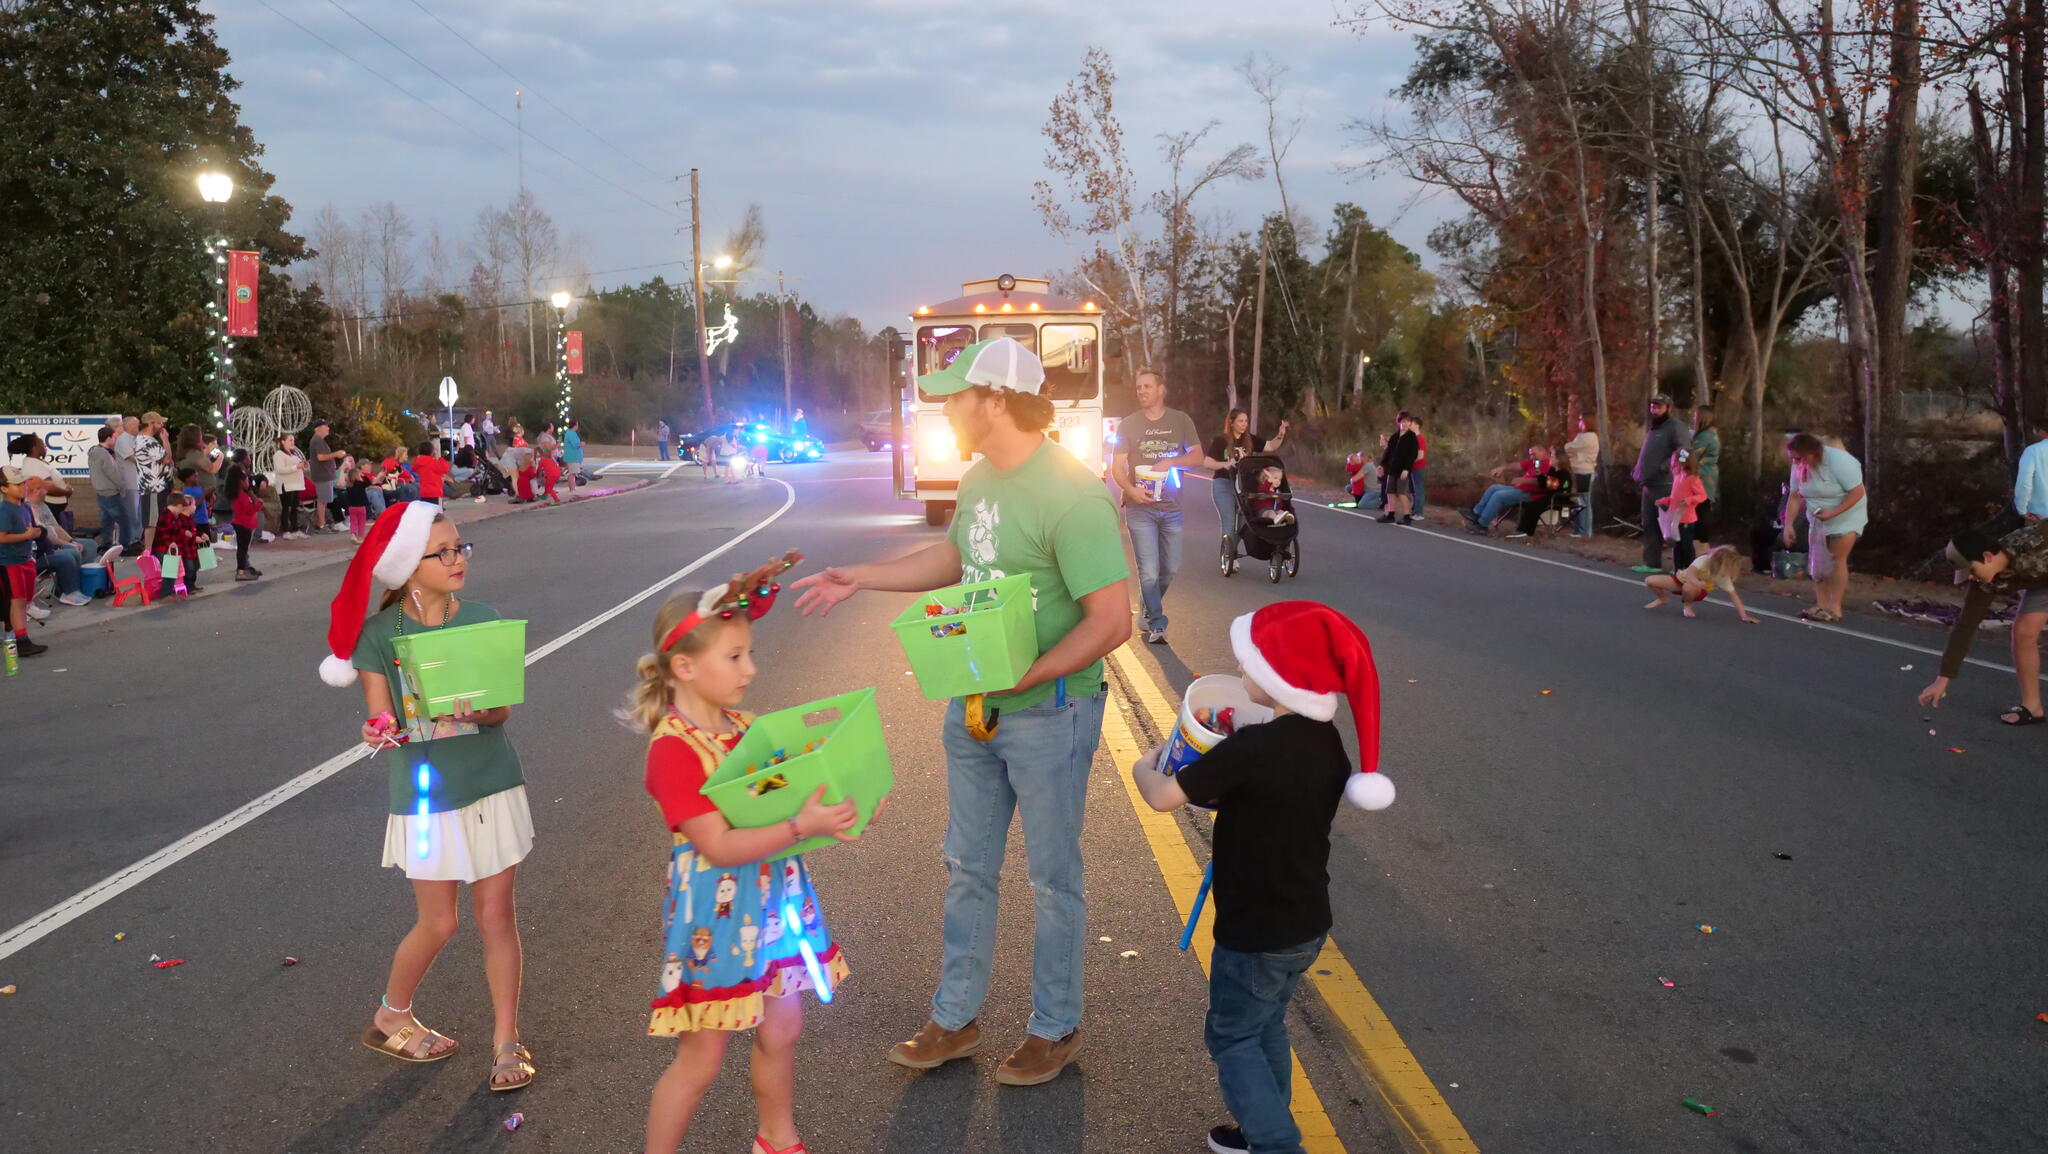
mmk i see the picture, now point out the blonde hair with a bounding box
[619,588,734,732]
[1692,545,1745,585]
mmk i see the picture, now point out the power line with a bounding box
[251,0,503,152]
[403,0,668,183]
[318,257,699,308]
[315,0,681,221]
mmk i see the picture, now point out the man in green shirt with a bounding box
[794,337,1131,1088]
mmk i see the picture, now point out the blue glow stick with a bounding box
[414,764,435,858]
[1179,862,1214,951]
[783,901,833,1003]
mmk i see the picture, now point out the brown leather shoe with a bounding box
[888,1019,981,1070]
[993,1029,1082,1086]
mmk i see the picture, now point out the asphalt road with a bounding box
[4,452,2043,1153]
[0,456,1393,1154]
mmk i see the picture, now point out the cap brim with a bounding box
[915,365,977,396]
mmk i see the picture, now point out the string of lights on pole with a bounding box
[197,170,236,437]
[551,290,574,424]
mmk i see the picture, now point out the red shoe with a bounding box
[753,1138,807,1154]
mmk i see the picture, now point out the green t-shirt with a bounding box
[351,599,526,815]
[948,438,1130,709]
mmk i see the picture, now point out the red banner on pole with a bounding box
[227,250,260,337]
[565,331,584,375]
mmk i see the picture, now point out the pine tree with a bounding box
[0,0,332,420]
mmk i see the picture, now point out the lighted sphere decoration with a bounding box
[229,405,278,450]
[263,385,312,435]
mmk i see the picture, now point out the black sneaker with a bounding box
[16,637,49,657]
[1207,1124,1249,1153]
[1459,508,1480,525]
[1377,513,1396,523]
[1400,515,1414,526]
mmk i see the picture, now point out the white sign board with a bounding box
[0,414,118,477]
[438,376,459,408]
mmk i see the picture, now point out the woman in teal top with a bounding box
[321,501,538,1092]
[1782,432,1867,622]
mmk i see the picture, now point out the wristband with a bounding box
[788,818,803,842]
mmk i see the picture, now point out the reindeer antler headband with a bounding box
[660,550,804,652]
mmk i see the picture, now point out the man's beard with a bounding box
[1651,412,1669,427]
[953,408,993,453]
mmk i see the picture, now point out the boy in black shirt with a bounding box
[1133,601,1392,1154]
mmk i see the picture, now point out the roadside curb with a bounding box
[22,478,661,643]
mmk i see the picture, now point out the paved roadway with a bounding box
[3,451,2044,1153]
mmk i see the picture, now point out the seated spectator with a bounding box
[1462,459,1565,535]
[23,476,94,609]
[150,489,204,597]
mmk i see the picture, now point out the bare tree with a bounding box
[1151,123,1262,382]
[468,203,515,383]
[1240,53,1307,233]
[503,188,560,375]
[1033,46,1157,363]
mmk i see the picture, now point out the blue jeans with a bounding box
[154,551,200,597]
[97,494,133,551]
[394,482,419,505]
[1208,935,1326,1154]
[1573,473,1594,534]
[365,487,387,518]
[119,489,142,547]
[40,544,83,596]
[1409,467,1426,518]
[1473,484,1530,525]
[1212,476,1238,554]
[1124,505,1183,632]
[933,687,1106,1041]
[657,440,672,461]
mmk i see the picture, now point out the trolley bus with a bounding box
[892,274,1113,525]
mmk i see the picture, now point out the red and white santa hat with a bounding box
[318,500,443,687]
[1229,600,1393,810]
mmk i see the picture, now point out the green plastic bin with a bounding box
[389,619,528,714]
[888,574,1039,701]
[702,688,893,860]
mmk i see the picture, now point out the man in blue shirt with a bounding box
[2014,415,2048,523]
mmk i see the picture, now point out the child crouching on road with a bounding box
[1133,601,1391,1154]
[1643,544,1758,622]
[623,554,875,1154]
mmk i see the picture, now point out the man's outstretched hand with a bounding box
[791,567,860,617]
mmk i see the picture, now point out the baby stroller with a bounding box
[1222,453,1302,584]
[469,451,511,497]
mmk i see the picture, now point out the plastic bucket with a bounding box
[390,618,528,713]
[889,574,1039,700]
[1136,466,1172,502]
[1157,675,1275,780]
[702,688,893,860]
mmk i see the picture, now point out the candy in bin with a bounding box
[1192,707,1238,736]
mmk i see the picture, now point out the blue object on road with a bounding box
[1181,861,1214,951]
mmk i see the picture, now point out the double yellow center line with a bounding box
[1102,643,1480,1154]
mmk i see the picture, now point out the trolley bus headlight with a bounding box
[919,427,957,461]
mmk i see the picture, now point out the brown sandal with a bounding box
[361,1019,459,1063]
[490,1041,536,1091]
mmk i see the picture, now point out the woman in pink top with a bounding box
[1656,449,1708,569]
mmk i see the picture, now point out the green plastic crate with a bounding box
[390,619,528,714]
[888,574,1039,701]
[702,688,893,861]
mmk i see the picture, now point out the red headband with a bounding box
[660,551,803,653]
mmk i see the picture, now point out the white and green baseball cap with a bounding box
[916,337,1045,397]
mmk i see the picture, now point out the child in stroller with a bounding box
[1246,465,1296,526]
[1225,454,1302,582]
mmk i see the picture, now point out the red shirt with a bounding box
[644,716,746,830]
[231,490,263,529]
[1414,433,1428,470]
[413,456,451,499]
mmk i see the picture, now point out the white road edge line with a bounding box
[1299,498,2029,678]
[0,479,798,964]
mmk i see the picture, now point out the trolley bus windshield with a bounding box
[916,322,1100,403]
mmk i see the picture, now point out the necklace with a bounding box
[391,591,456,669]
[667,703,733,737]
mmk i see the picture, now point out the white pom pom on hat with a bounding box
[1230,600,1393,809]
[318,501,443,686]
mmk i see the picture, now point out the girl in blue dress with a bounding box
[625,556,871,1154]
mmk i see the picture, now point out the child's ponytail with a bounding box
[617,588,716,732]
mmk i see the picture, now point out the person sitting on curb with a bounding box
[1918,521,2048,726]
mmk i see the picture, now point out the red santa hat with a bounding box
[318,501,444,687]
[1229,600,1393,810]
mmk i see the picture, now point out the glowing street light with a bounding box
[550,290,571,311]
[712,254,735,271]
[196,170,234,204]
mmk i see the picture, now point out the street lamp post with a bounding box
[196,170,235,441]
[551,290,573,426]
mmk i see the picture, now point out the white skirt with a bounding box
[381,786,534,882]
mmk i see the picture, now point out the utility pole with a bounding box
[1249,224,1269,431]
[515,90,525,194]
[691,168,713,426]
[778,270,792,422]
